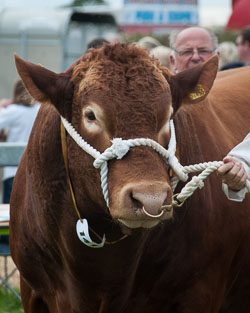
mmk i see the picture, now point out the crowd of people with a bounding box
[0,26,249,204]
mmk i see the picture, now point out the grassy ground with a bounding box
[0,288,23,313]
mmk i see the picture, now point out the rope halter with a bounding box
[61,116,188,209]
[60,116,250,248]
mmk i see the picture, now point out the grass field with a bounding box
[0,288,23,313]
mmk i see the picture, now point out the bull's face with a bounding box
[15,43,218,229]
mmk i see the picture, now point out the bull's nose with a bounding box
[131,188,170,216]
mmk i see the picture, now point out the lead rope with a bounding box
[60,122,128,248]
[168,121,250,205]
[60,117,250,248]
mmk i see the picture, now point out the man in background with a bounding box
[236,26,250,66]
[169,26,249,201]
[169,26,219,73]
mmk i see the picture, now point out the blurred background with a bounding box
[0,0,248,99]
[0,0,249,310]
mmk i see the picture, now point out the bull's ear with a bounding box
[14,53,74,116]
[167,55,218,112]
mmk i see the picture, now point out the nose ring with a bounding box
[142,206,165,218]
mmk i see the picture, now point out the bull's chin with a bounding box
[118,218,160,229]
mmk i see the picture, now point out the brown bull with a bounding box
[10,43,250,312]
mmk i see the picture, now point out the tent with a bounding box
[226,0,250,30]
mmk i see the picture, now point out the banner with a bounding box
[121,0,198,33]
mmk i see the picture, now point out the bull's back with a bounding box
[208,66,250,147]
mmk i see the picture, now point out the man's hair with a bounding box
[87,38,110,50]
[169,27,218,50]
[150,45,171,68]
[238,26,250,44]
[218,41,239,69]
[12,79,33,107]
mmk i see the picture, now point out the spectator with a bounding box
[218,134,249,202]
[106,33,123,44]
[0,99,11,141]
[218,41,244,70]
[168,27,249,200]
[150,45,172,69]
[236,26,250,66]
[0,79,40,203]
[169,26,219,73]
[0,98,11,108]
[136,36,161,52]
[87,38,110,50]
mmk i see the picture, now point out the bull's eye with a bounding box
[86,112,96,121]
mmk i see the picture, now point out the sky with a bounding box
[0,0,232,27]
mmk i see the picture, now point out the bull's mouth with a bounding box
[118,218,160,229]
[117,206,173,229]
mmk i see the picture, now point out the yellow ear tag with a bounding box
[189,84,206,100]
[37,63,43,67]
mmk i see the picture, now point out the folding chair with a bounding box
[0,204,21,300]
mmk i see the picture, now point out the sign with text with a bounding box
[121,0,198,34]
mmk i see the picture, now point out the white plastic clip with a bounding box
[76,219,106,248]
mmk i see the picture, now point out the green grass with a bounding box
[0,288,23,313]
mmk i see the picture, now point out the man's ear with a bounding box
[164,55,218,112]
[14,53,74,117]
[169,54,176,69]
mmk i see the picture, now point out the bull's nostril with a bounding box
[130,193,143,211]
[163,195,170,206]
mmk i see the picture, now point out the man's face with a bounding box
[170,28,218,73]
[236,35,250,64]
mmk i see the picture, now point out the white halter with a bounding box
[61,116,250,248]
[61,116,187,209]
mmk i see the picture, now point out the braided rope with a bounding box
[61,116,250,209]
[174,161,223,203]
[61,115,250,248]
[100,162,109,207]
[61,117,100,159]
[61,117,186,208]
[173,161,250,203]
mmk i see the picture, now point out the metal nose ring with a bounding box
[142,206,165,218]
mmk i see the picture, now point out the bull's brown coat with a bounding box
[10,43,250,312]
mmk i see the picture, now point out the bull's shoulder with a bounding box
[21,103,63,180]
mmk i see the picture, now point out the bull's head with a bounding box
[15,43,218,231]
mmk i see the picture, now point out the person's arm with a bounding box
[218,156,248,201]
[0,105,16,129]
[217,133,250,202]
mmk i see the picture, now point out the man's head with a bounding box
[87,38,110,50]
[236,26,250,65]
[169,27,219,73]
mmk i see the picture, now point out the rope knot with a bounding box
[192,176,204,189]
[93,138,130,169]
[111,138,130,159]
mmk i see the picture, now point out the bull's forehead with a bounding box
[73,55,172,136]
[75,59,170,98]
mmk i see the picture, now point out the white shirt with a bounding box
[0,103,40,180]
[222,133,250,202]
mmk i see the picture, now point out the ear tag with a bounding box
[37,63,43,67]
[189,84,206,100]
[76,219,106,248]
